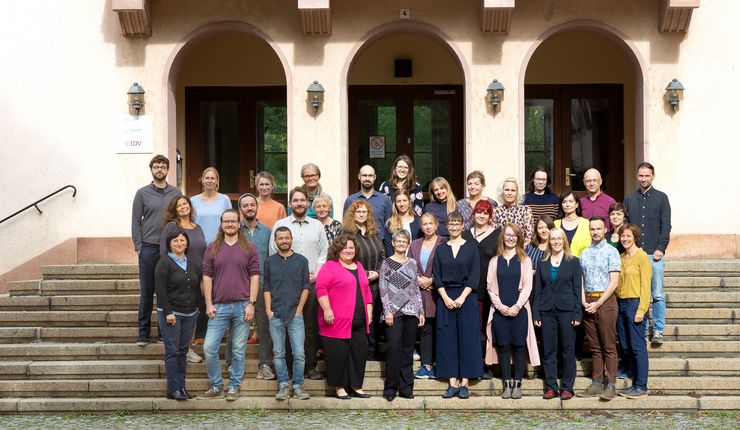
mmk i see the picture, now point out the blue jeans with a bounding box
[269,315,305,387]
[203,301,250,389]
[617,298,649,391]
[648,255,666,333]
[137,244,160,340]
[157,309,198,393]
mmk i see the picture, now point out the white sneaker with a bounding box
[413,352,420,361]
[186,349,203,363]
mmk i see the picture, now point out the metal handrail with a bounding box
[0,185,77,225]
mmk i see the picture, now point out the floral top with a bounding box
[378,180,425,217]
[379,257,423,319]
[455,197,498,231]
[494,204,534,242]
[322,219,343,245]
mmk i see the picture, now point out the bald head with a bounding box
[583,168,602,196]
[358,165,377,193]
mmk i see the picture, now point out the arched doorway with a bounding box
[344,24,466,197]
[163,22,290,201]
[521,22,648,198]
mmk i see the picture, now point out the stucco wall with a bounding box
[1,0,739,275]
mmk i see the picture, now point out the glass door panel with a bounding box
[199,100,240,194]
[413,99,452,190]
[568,97,612,192]
[356,100,398,182]
[256,101,288,194]
[524,99,555,185]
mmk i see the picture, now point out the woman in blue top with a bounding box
[190,167,232,244]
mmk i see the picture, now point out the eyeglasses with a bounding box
[354,210,368,214]
[222,220,240,224]
[504,234,518,239]
[302,174,319,180]
[533,177,547,182]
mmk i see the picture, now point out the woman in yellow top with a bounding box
[553,190,590,257]
[616,223,652,399]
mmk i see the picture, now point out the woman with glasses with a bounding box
[524,167,560,223]
[378,155,425,217]
[297,163,332,220]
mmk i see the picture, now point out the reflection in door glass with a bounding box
[256,101,288,193]
[524,99,554,182]
[200,101,239,194]
[414,100,451,191]
[571,98,610,192]
[358,101,397,181]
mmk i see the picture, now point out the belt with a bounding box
[585,292,603,298]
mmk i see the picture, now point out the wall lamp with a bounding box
[487,79,505,112]
[307,81,325,114]
[127,82,145,116]
[666,78,684,111]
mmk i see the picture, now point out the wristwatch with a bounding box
[245,300,253,306]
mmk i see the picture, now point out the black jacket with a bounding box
[532,257,582,322]
[154,256,202,316]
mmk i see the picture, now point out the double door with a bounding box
[349,86,464,197]
[525,84,624,197]
[185,87,287,201]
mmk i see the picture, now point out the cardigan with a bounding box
[407,236,446,317]
[315,260,373,339]
[554,217,591,258]
[531,257,583,322]
[154,256,202,316]
[484,255,540,366]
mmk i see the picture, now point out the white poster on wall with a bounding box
[369,135,385,159]
[116,115,153,154]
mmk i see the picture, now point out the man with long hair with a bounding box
[200,209,260,401]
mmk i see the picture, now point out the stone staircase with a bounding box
[0,260,738,413]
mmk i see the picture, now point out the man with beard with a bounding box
[238,193,275,380]
[131,154,181,346]
[343,165,392,235]
[270,187,328,380]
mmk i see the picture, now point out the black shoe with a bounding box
[181,388,194,399]
[398,392,414,399]
[458,386,470,399]
[167,390,188,401]
[307,368,323,380]
[351,390,371,399]
[334,390,351,400]
[383,391,396,402]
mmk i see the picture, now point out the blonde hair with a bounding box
[429,177,457,214]
[497,177,524,205]
[544,227,573,260]
[386,190,415,234]
[342,200,380,237]
[200,167,221,192]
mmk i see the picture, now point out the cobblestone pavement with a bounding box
[0,410,738,430]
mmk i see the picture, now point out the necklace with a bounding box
[474,226,489,237]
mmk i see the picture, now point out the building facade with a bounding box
[1,0,738,290]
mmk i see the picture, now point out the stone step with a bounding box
[0,327,162,343]
[6,395,738,413]
[0,311,157,327]
[0,375,738,398]
[0,343,253,361]
[666,260,740,276]
[3,356,738,381]
[665,276,740,291]
[665,308,737,324]
[0,295,142,311]
[665,292,740,308]
[663,324,740,341]
[7,280,139,297]
[41,265,139,280]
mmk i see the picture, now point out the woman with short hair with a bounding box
[155,229,203,400]
[607,202,628,254]
[298,163,332,220]
[378,155,425,217]
[313,194,343,245]
[456,170,498,231]
[254,171,287,229]
[191,167,232,244]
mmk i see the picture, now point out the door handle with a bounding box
[565,168,576,187]
[249,170,255,188]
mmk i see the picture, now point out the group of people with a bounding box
[133,153,670,402]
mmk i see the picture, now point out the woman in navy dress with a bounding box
[433,211,481,399]
[486,223,539,400]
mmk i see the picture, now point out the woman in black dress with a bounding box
[433,211,481,399]
[461,199,500,379]
[486,223,540,399]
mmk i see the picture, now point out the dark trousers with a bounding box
[617,298,649,391]
[304,285,319,370]
[384,315,418,396]
[583,295,618,384]
[254,286,273,366]
[157,309,198,393]
[419,317,436,367]
[436,286,483,379]
[194,292,208,339]
[137,244,160,340]
[540,310,577,392]
[322,320,368,389]
[367,288,385,357]
[497,344,526,381]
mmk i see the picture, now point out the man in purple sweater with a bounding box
[200,209,260,401]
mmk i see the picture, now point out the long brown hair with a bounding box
[389,155,417,194]
[342,200,379,237]
[210,209,252,256]
[163,196,195,227]
[496,222,527,261]
[530,215,556,247]
[386,190,416,234]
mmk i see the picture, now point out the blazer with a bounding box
[384,217,422,256]
[484,255,540,366]
[407,236,446,317]
[531,257,583,322]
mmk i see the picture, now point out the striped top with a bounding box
[523,192,560,223]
